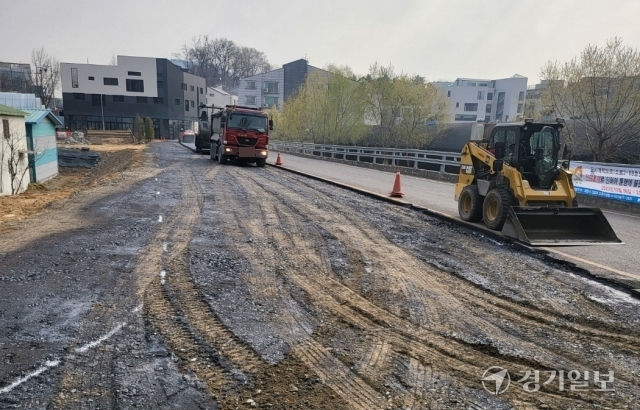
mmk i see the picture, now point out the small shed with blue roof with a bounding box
[22,109,62,182]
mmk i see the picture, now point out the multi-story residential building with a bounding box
[60,56,206,139]
[437,75,528,123]
[237,59,331,110]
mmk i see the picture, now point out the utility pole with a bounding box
[100,94,105,130]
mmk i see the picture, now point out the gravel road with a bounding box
[1,142,638,409]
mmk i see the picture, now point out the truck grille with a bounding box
[237,136,257,146]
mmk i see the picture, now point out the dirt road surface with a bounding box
[1,142,638,409]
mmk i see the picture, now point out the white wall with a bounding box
[237,68,284,109]
[60,56,158,98]
[440,76,527,123]
[206,87,235,107]
[0,115,29,195]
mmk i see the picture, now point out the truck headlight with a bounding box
[225,148,232,153]
[260,150,267,156]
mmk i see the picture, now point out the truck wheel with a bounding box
[256,158,266,168]
[195,146,201,153]
[482,189,512,230]
[458,185,483,222]
[210,145,216,161]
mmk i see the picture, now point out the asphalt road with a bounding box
[266,152,640,285]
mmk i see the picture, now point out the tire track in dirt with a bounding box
[262,170,640,366]
[233,167,637,408]
[203,170,388,409]
[49,164,193,409]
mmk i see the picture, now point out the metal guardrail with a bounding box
[271,141,461,173]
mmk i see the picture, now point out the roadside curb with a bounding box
[178,142,197,153]
[268,163,640,300]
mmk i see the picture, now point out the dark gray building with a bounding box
[60,56,206,139]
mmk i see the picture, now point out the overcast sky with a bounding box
[3,0,640,84]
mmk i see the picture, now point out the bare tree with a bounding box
[540,37,640,161]
[31,47,60,109]
[179,36,273,90]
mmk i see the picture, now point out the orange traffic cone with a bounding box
[389,170,404,198]
[275,151,283,166]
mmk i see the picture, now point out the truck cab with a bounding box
[209,106,272,167]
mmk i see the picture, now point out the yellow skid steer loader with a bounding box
[454,120,621,246]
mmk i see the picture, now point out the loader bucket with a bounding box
[501,207,622,246]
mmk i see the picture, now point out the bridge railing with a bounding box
[270,141,462,173]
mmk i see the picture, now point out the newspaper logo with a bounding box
[482,366,511,395]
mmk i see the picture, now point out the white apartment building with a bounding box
[206,86,238,108]
[438,75,528,123]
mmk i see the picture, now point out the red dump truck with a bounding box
[208,105,273,167]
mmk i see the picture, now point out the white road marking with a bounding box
[0,359,60,395]
[132,303,143,313]
[160,270,166,285]
[158,215,163,223]
[74,322,126,353]
[162,242,168,252]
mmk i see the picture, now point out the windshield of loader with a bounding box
[530,126,558,188]
[226,113,268,133]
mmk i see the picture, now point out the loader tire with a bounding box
[458,185,483,222]
[483,189,513,230]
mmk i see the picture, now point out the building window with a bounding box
[264,97,279,108]
[126,79,144,92]
[478,83,488,87]
[91,94,105,107]
[153,97,164,104]
[245,96,256,105]
[447,90,451,97]
[487,92,493,100]
[103,77,118,86]
[455,102,459,108]
[265,82,279,93]
[88,76,94,81]
[477,91,485,100]
[185,100,189,111]
[190,100,194,108]
[181,83,187,90]
[137,97,148,103]
[175,98,180,105]
[517,103,523,113]
[484,115,491,122]
[486,104,492,113]
[454,114,477,121]
[246,81,256,90]
[464,103,478,111]
[73,93,85,100]
[199,87,203,94]
[190,85,194,92]
[71,67,79,88]
[157,80,164,88]
[113,95,124,102]
[518,91,525,101]
[2,119,9,140]
[128,71,141,76]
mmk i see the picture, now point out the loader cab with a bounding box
[487,122,562,189]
